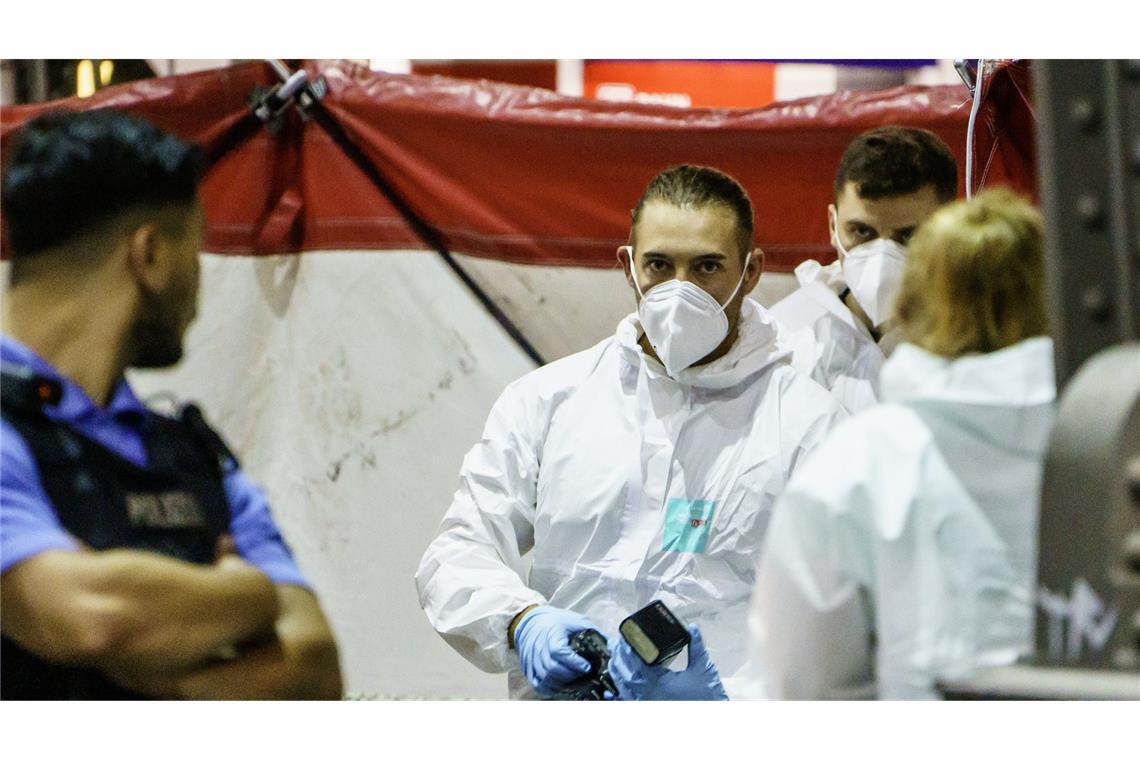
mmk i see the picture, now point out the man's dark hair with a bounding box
[834,126,958,203]
[2,109,203,257]
[632,164,754,257]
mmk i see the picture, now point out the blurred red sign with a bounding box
[585,60,777,108]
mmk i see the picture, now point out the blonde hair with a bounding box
[894,188,1049,358]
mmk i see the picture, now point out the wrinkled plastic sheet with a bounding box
[1,60,1035,272]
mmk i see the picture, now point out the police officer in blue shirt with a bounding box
[0,110,342,699]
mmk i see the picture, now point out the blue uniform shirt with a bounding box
[1,335,308,587]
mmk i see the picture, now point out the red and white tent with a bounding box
[0,60,1035,697]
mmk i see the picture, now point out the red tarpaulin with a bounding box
[1,59,1035,272]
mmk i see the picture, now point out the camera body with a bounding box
[556,629,617,701]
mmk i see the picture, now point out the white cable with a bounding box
[964,58,986,199]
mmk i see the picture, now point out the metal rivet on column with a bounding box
[1070,99,1100,132]
[1080,286,1113,323]
[1076,194,1104,229]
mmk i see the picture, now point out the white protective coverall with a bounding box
[768,259,889,415]
[748,336,1056,699]
[416,298,846,698]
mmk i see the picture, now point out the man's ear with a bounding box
[617,245,638,292]
[827,203,839,248]
[124,223,162,292]
[745,247,764,290]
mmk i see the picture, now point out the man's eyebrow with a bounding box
[641,251,729,259]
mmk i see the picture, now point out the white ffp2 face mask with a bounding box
[832,226,908,328]
[622,246,750,377]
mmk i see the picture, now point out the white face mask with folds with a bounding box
[621,246,750,378]
[832,220,908,329]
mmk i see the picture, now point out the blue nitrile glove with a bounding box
[513,605,599,697]
[609,624,729,700]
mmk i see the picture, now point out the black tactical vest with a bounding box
[1,366,234,700]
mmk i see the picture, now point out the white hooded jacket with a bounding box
[768,259,889,415]
[748,336,1056,699]
[416,298,846,698]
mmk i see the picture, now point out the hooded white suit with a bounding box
[749,337,1056,699]
[416,299,846,698]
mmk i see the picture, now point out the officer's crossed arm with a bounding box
[114,583,342,700]
[0,546,280,673]
[2,546,341,700]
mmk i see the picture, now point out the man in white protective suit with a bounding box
[768,126,959,414]
[415,165,846,700]
[748,189,1056,699]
